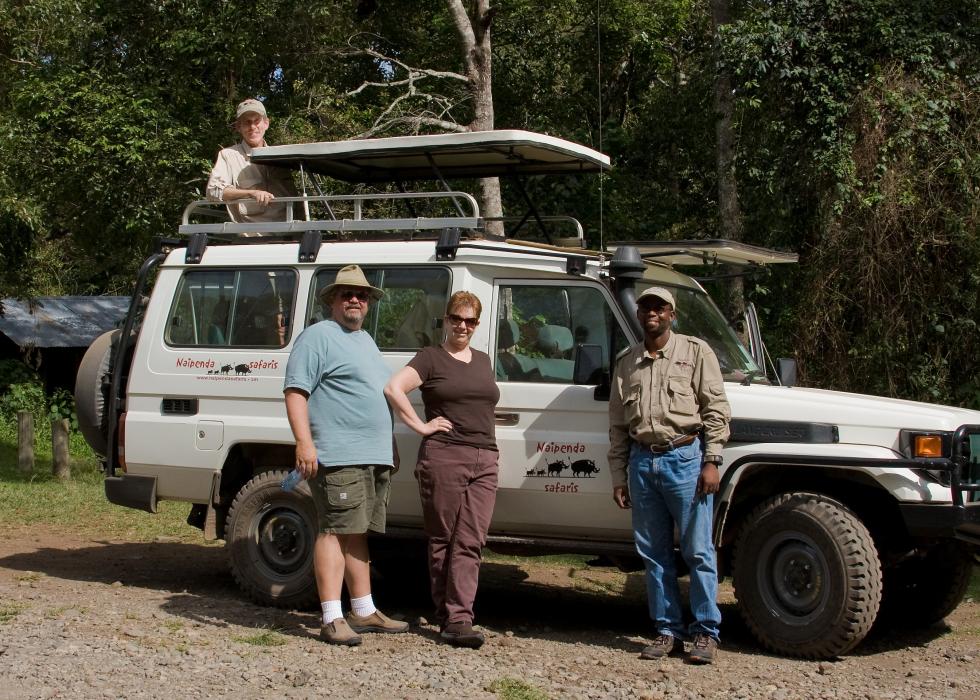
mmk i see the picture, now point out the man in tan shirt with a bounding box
[609,286,731,664]
[206,98,298,224]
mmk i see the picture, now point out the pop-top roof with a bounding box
[251,129,611,182]
[606,240,798,267]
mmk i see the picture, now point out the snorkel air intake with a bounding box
[609,245,645,338]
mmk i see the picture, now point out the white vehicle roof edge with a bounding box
[251,129,611,181]
[606,239,798,267]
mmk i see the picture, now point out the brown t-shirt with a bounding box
[407,346,500,450]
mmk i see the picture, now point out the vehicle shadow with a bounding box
[0,541,957,655]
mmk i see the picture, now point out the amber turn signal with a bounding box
[913,434,943,458]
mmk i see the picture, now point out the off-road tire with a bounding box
[74,329,120,456]
[880,540,974,626]
[732,492,882,659]
[226,470,319,609]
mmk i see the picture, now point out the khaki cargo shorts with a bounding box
[310,464,392,535]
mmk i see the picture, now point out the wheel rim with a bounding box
[248,500,313,580]
[756,530,829,625]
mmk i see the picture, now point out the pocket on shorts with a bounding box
[322,470,366,509]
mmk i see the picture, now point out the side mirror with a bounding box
[573,344,604,385]
[776,358,797,387]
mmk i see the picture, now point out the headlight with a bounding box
[900,429,952,486]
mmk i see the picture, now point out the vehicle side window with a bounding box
[310,267,450,351]
[166,269,297,348]
[495,284,629,384]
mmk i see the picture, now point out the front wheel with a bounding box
[732,492,882,658]
[226,470,319,609]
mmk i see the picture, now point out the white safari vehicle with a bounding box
[75,131,979,659]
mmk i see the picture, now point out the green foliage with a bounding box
[487,678,550,700]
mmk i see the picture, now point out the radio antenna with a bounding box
[596,0,604,252]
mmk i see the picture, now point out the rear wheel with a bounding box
[880,541,974,626]
[226,470,319,609]
[732,492,882,658]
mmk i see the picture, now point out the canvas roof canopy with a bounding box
[606,240,798,267]
[251,130,611,183]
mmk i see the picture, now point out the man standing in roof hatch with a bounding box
[608,286,731,665]
[206,98,298,224]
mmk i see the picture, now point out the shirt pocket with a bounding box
[321,470,366,510]
[667,375,697,416]
[622,384,643,423]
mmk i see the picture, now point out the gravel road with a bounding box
[0,527,977,699]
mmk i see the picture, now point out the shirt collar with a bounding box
[639,331,676,362]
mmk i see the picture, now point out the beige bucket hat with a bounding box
[636,286,676,310]
[319,264,385,302]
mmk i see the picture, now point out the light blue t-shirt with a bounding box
[283,319,393,467]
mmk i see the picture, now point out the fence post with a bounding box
[52,418,71,480]
[17,411,34,474]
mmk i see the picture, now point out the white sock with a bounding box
[321,600,343,625]
[350,593,377,617]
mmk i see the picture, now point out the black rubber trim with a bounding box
[161,398,198,415]
[105,474,158,514]
[730,419,839,444]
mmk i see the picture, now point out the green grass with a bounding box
[0,602,26,624]
[487,678,550,700]
[233,629,287,647]
[968,567,980,601]
[0,423,194,541]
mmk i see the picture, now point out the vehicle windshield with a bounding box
[635,282,765,382]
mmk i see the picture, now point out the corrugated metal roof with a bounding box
[0,297,130,349]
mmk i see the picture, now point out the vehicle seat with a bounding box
[394,293,445,349]
[535,324,575,382]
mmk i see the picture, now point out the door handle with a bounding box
[495,412,519,426]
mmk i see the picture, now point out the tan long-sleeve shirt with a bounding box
[206,141,298,223]
[608,332,731,488]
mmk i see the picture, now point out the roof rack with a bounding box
[179,191,481,239]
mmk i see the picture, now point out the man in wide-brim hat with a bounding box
[284,264,407,646]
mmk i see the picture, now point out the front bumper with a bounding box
[899,502,980,547]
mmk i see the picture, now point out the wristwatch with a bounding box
[704,456,723,467]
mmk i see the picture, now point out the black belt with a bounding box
[646,433,698,454]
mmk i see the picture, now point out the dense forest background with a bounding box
[0,0,977,407]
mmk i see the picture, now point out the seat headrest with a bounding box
[537,325,574,355]
[498,319,520,348]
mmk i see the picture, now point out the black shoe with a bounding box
[440,621,485,649]
[687,633,718,664]
[640,634,684,659]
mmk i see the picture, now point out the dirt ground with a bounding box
[0,527,977,699]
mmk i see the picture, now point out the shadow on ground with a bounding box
[0,540,956,655]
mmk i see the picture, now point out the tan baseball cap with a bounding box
[636,286,676,310]
[235,98,267,120]
[319,265,385,302]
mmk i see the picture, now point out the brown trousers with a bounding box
[415,440,498,625]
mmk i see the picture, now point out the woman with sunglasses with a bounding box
[384,291,500,648]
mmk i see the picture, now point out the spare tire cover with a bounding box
[74,329,119,456]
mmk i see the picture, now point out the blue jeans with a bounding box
[629,438,721,641]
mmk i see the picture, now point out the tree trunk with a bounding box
[710,0,747,337]
[17,411,34,474]
[52,418,71,481]
[447,0,503,235]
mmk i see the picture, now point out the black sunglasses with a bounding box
[446,313,479,328]
[338,288,370,302]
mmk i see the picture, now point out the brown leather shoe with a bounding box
[320,617,362,646]
[346,609,409,634]
[687,633,718,664]
[440,621,486,649]
[640,634,684,659]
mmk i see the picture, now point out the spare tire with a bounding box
[74,329,119,456]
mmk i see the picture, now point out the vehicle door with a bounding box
[490,279,634,539]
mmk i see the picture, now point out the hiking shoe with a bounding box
[440,621,486,649]
[320,617,362,646]
[640,634,684,659]
[687,633,718,664]
[346,609,409,634]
